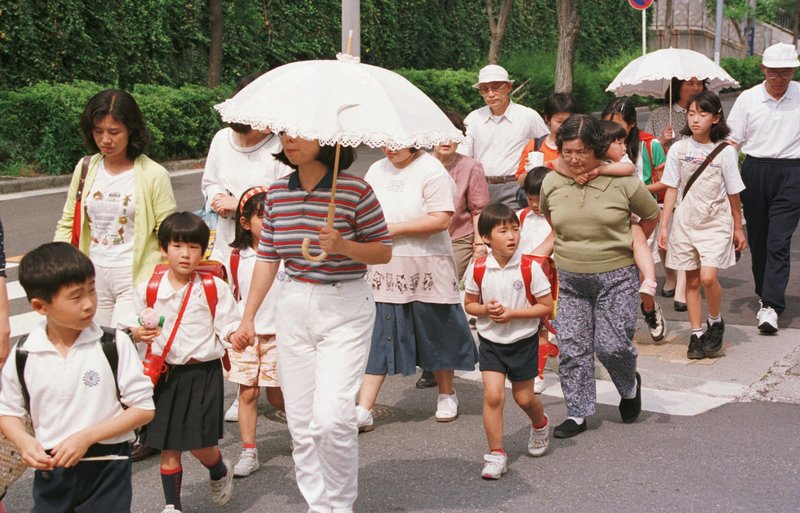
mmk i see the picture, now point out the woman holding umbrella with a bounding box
[644,77,707,152]
[231,135,391,513]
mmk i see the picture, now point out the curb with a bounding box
[0,158,206,195]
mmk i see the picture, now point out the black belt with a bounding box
[744,156,800,166]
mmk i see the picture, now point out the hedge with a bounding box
[0,82,231,176]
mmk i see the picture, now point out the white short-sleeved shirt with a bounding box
[517,208,552,254]
[727,81,800,159]
[0,322,154,449]
[464,250,551,344]
[460,102,549,177]
[201,128,292,262]
[228,247,287,335]
[85,160,135,267]
[131,273,241,364]
[662,138,745,197]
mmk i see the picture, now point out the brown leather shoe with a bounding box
[131,442,160,462]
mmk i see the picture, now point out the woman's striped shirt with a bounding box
[257,169,392,284]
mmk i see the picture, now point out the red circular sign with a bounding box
[629,0,654,9]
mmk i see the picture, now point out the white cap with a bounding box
[473,65,514,89]
[762,43,799,68]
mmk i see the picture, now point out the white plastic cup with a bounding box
[524,151,545,171]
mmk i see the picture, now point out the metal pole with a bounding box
[714,0,724,64]
[642,8,647,55]
[342,0,361,58]
[747,0,757,56]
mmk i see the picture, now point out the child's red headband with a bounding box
[239,186,269,214]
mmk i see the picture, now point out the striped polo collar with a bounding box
[287,168,334,191]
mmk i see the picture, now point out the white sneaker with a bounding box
[224,398,239,422]
[534,375,547,394]
[435,393,458,422]
[757,303,778,334]
[161,506,181,513]
[233,449,260,477]
[481,452,508,479]
[209,459,233,507]
[528,414,550,457]
[356,405,374,433]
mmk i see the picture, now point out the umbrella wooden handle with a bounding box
[301,237,328,262]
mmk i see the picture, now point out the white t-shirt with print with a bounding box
[662,138,745,197]
[85,160,135,267]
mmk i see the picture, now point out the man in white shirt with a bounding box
[461,65,549,209]
[727,43,800,334]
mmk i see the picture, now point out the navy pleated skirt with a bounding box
[143,359,224,451]
[366,301,477,376]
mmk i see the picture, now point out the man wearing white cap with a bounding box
[461,65,549,209]
[727,42,800,334]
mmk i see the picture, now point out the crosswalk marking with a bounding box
[7,280,25,301]
[10,311,41,338]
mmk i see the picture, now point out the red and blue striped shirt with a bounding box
[257,169,392,284]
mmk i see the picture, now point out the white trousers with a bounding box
[93,264,134,328]
[276,279,375,513]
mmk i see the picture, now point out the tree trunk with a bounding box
[664,0,674,48]
[487,0,514,64]
[554,0,579,93]
[207,0,223,87]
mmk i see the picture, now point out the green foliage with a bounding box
[0,82,230,176]
[720,55,764,91]
[394,68,483,115]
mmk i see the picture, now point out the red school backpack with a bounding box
[145,260,231,370]
[472,254,558,334]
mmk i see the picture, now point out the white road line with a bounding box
[10,311,41,338]
[7,280,25,301]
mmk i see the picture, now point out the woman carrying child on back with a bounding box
[225,187,286,477]
[464,203,554,479]
[658,91,746,360]
[128,212,242,513]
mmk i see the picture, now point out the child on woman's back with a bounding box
[227,187,286,477]
[658,91,746,360]
[129,212,241,513]
[464,204,553,480]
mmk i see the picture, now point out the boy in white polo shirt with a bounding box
[0,242,155,512]
[464,203,553,480]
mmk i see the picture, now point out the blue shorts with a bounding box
[478,332,538,382]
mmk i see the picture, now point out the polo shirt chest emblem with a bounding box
[513,279,523,291]
[82,369,101,387]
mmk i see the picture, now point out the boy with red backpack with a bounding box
[128,212,241,513]
[464,203,554,480]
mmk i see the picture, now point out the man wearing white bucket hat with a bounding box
[461,65,549,209]
[728,42,800,334]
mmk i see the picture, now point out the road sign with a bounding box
[629,0,654,9]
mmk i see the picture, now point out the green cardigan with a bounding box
[539,172,659,274]
[54,153,177,285]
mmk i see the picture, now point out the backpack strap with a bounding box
[533,134,548,152]
[472,256,487,302]
[199,272,218,319]
[16,327,122,413]
[519,207,530,228]
[15,335,31,413]
[146,266,167,309]
[230,249,241,301]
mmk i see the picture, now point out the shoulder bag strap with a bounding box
[156,277,195,363]
[682,142,729,200]
[74,156,92,203]
[15,336,31,413]
[99,327,122,406]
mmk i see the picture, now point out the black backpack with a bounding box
[15,327,121,412]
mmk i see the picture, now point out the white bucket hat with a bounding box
[472,65,514,89]
[762,43,799,68]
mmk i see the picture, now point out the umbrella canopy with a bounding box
[606,47,740,97]
[215,53,463,150]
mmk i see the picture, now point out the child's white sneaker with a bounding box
[528,414,550,457]
[161,506,181,513]
[481,451,508,479]
[533,375,547,394]
[356,405,374,433]
[435,392,458,422]
[209,459,233,507]
[233,448,260,477]
[224,398,239,422]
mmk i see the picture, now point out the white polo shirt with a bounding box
[464,250,551,344]
[131,273,241,364]
[727,81,800,159]
[0,322,155,449]
[461,101,549,178]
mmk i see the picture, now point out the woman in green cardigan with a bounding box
[55,89,176,327]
